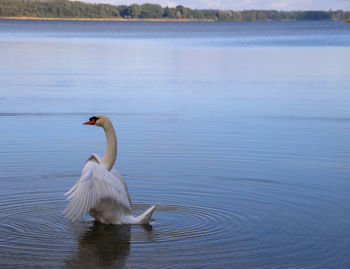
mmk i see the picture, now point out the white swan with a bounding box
[63,114,158,224]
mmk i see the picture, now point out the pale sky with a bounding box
[80,0,350,10]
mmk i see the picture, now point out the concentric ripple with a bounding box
[131,203,244,243]
[0,191,73,268]
[0,173,349,269]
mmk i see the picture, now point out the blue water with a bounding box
[0,20,349,268]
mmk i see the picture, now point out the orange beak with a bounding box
[83,120,95,125]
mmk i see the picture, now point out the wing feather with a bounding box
[63,161,131,221]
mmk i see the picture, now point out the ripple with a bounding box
[0,176,349,268]
[132,203,241,245]
[0,191,73,267]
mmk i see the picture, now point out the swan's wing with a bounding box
[111,168,131,204]
[63,161,131,221]
[86,153,102,164]
[89,153,131,204]
[88,154,131,203]
[68,154,102,188]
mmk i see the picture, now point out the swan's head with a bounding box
[83,114,110,128]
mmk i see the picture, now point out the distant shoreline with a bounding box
[0,16,215,22]
[1,1,349,22]
[1,16,348,23]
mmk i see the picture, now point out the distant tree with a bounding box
[241,10,257,21]
[163,7,176,18]
[140,3,162,18]
[266,10,281,20]
[127,4,141,18]
[256,10,267,20]
[116,5,128,18]
[201,9,217,20]
[231,11,241,21]
[192,9,205,20]
[217,10,232,21]
[175,5,192,19]
[297,11,332,20]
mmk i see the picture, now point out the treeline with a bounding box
[0,0,350,21]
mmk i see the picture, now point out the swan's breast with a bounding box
[89,198,128,225]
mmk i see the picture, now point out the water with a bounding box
[0,20,349,268]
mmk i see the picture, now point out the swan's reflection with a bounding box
[65,222,132,269]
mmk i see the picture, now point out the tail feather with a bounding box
[135,204,159,224]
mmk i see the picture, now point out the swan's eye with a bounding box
[89,116,99,124]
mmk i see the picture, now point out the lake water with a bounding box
[0,20,349,268]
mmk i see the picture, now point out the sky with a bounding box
[80,0,350,10]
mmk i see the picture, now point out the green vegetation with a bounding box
[0,0,349,21]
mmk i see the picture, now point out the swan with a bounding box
[63,114,158,224]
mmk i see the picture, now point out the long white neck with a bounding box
[101,120,117,171]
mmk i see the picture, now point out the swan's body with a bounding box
[64,115,158,225]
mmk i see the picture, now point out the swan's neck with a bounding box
[101,121,117,171]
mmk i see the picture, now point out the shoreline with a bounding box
[0,16,215,22]
[0,16,347,23]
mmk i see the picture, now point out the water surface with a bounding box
[0,20,350,268]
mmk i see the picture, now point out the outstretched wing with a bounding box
[63,160,131,221]
[88,153,131,204]
[110,168,131,204]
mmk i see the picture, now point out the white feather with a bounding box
[63,160,131,221]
